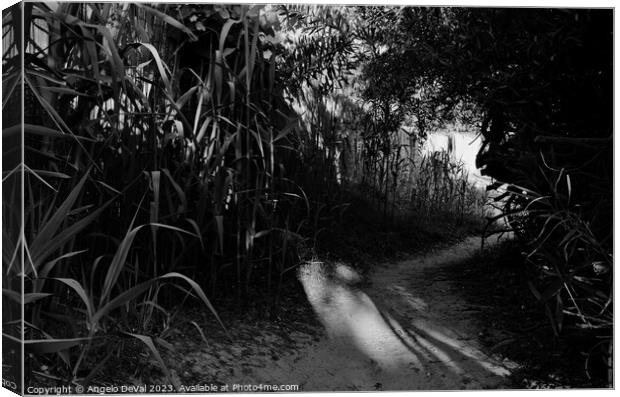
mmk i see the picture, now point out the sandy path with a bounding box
[247,236,516,391]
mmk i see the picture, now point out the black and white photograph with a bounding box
[1,1,614,394]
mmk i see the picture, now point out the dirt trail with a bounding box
[171,236,517,391]
[247,236,516,391]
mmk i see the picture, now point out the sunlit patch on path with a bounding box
[290,236,515,390]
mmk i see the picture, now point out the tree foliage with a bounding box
[359,7,613,379]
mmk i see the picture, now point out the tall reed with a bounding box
[4,2,336,387]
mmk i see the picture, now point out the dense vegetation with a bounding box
[360,8,613,383]
[2,3,612,389]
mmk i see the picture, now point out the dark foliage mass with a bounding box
[361,7,612,382]
[2,3,612,389]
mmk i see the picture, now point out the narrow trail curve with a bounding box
[251,236,517,391]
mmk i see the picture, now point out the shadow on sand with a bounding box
[296,237,512,390]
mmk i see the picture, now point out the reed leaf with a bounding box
[123,332,180,390]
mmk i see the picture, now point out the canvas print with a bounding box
[2,2,613,394]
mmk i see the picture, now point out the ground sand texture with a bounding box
[163,236,517,391]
